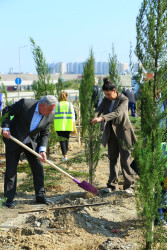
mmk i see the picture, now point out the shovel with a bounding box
[9,135,98,194]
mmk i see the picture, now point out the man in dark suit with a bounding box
[2,95,58,208]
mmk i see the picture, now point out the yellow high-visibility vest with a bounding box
[54,101,74,131]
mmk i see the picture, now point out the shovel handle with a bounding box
[9,135,74,180]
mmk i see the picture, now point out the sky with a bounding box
[0,0,143,74]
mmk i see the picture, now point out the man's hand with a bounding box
[3,130,10,139]
[39,151,46,163]
[91,117,103,125]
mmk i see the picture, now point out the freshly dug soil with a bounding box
[0,141,160,249]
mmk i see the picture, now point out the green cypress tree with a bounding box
[30,37,55,99]
[135,1,167,248]
[55,76,63,98]
[129,42,134,74]
[79,49,101,184]
[30,37,57,157]
[108,44,121,91]
[2,83,9,106]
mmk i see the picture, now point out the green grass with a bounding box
[17,163,34,192]
[67,170,89,178]
[62,79,81,90]
[98,146,108,159]
[130,116,141,137]
[62,153,86,165]
[16,159,88,192]
[17,163,32,174]
[0,198,6,209]
[17,179,34,192]
[45,164,88,178]
[44,166,64,187]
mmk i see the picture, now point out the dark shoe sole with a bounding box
[3,202,15,209]
[107,184,119,191]
[36,199,54,205]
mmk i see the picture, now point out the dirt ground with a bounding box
[0,140,151,249]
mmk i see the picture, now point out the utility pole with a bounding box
[18,45,27,99]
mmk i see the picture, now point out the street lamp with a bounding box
[18,45,27,74]
[18,45,27,99]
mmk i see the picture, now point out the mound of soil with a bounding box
[0,141,155,249]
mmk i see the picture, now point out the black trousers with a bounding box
[4,143,45,201]
[56,131,71,155]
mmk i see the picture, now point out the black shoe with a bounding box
[3,199,15,209]
[36,196,54,205]
[107,184,119,191]
[154,219,167,226]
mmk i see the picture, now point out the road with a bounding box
[3,90,79,103]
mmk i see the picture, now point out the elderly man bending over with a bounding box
[2,95,58,208]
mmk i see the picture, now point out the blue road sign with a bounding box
[15,77,22,85]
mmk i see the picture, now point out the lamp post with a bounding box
[18,45,27,99]
[18,45,27,74]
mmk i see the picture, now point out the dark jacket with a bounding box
[92,85,101,108]
[2,98,54,152]
[123,89,137,105]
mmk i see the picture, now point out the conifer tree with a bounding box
[108,44,121,90]
[30,37,57,156]
[135,1,167,248]
[55,76,63,98]
[79,49,101,184]
[2,83,9,106]
[30,37,55,99]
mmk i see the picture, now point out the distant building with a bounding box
[47,62,66,74]
[9,68,14,74]
[56,62,66,74]
[96,62,103,74]
[103,62,109,75]
[49,63,55,74]
[78,62,83,74]
[47,61,131,75]
[66,62,73,74]
[118,63,128,74]
[94,62,109,74]
[73,63,79,74]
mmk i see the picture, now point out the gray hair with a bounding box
[39,95,58,107]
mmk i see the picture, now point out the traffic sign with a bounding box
[15,77,22,85]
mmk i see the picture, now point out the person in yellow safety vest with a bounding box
[54,91,77,161]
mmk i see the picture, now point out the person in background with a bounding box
[92,78,103,109]
[154,143,167,226]
[54,91,77,161]
[122,88,137,117]
[2,95,58,208]
[0,93,5,116]
[91,78,136,194]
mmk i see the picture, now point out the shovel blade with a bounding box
[78,180,98,194]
